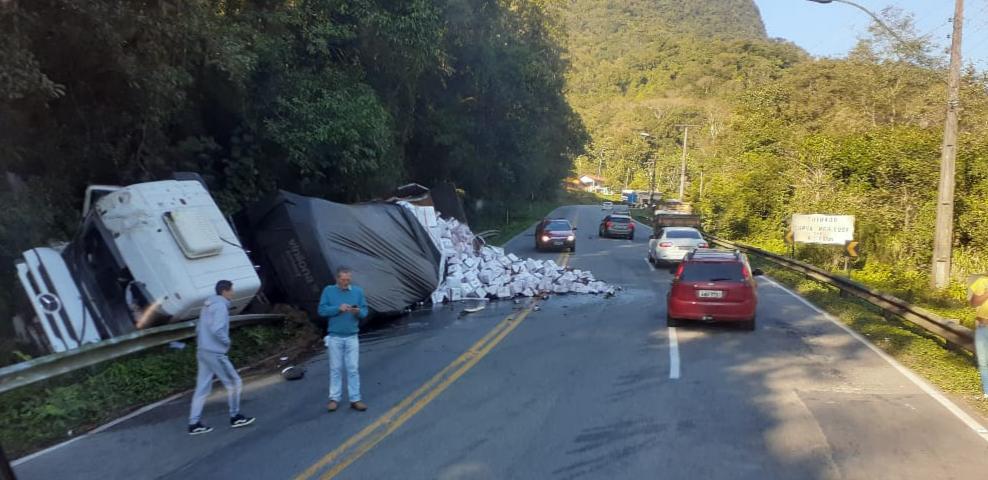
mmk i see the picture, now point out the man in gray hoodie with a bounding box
[188,280,255,435]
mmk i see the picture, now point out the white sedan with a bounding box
[601,201,613,210]
[648,227,708,265]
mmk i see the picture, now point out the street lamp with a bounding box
[807,0,965,289]
[640,132,657,207]
[805,0,909,47]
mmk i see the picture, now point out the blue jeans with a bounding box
[977,325,988,396]
[327,335,361,402]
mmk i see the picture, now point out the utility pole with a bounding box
[932,0,964,289]
[639,132,658,207]
[674,125,697,200]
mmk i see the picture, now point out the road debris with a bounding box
[429,217,615,304]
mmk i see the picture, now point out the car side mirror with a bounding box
[752,268,764,277]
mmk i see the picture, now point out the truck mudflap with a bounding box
[16,248,102,353]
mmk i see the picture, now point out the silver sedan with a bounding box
[648,227,707,265]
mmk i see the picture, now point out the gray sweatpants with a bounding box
[188,351,242,424]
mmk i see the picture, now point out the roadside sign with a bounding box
[791,214,855,245]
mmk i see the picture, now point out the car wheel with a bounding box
[743,317,756,331]
[666,314,679,328]
[598,228,603,237]
[628,233,634,240]
[570,245,576,253]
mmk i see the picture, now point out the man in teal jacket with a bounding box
[318,267,369,412]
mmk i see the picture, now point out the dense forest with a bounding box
[0,0,585,329]
[565,0,988,300]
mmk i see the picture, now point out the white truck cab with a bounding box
[16,179,261,353]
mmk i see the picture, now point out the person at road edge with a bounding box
[319,267,370,412]
[969,276,988,399]
[188,280,256,435]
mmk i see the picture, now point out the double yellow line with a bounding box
[296,252,572,480]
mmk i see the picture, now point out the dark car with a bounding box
[598,214,635,239]
[666,249,763,330]
[535,218,576,252]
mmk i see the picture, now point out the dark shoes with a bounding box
[230,414,256,428]
[188,422,213,435]
[327,400,366,411]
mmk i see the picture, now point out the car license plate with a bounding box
[697,290,723,299]
[553,240,563,246]
[679,246,693,251]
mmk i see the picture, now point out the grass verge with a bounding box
[752,257,988,417]
[0,316,319,458]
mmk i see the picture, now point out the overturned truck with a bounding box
[238,191,443,321]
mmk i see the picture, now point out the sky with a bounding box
[754,0,988,69]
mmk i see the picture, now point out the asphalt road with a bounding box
[14,205,988,480]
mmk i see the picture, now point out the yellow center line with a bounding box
[295,219,577,480]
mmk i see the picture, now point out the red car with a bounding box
[666,249,762,330]
[535,218,577,252]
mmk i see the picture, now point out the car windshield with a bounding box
[546,221,571,230]
[680,262,745,282]
[665,230,702,239]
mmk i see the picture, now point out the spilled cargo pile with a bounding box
[429,217,614,304]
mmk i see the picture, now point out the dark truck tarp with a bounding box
[239,191,441,319]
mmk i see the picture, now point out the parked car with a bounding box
[599,214,635,239]
[535,218,577,252]
[601,201,613,210]
[648,227,707,265]
[666,249,763,330]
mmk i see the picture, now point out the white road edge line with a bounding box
[761,275,988,442]
[12,390,188,466]
[668,327,680,380]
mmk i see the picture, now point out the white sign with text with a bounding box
[791,214,855,245]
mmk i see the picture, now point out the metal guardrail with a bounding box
[708,236,975,354]
[0,314,285,395]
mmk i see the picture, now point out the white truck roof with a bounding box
[95,180,260,321]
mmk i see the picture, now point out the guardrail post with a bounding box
[0,443,16,480]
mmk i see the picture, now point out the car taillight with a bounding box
[629,223,634,229]
[659,242,673,247]
[742,266,751,279]
[606,221,613,229]
[674,263,685,278]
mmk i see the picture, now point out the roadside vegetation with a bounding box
[563,1,988,309]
